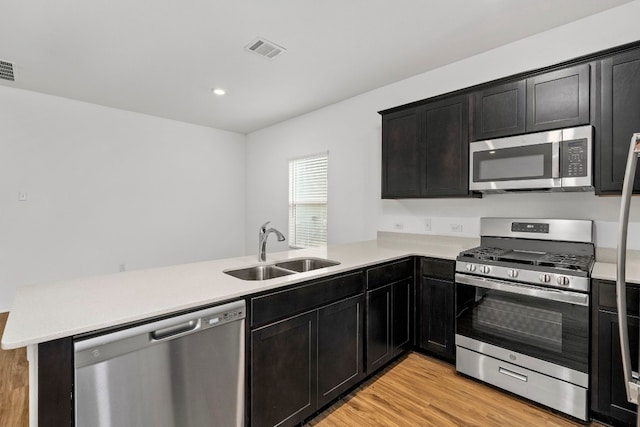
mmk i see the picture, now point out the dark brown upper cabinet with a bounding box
[526,64,590,133]
[381,94,471,199]
[422,96,469,197]
[471,64,590,141]
[599,47,640,194]
[381,107,422,198]
[471,80,526,140]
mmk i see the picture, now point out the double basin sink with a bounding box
[224,258,340,281]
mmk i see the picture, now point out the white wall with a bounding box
[245,1,640,253]
[0,86,246,310]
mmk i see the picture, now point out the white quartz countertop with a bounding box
[2,233,478,349]
[591,247,640,285]
[5,231,638,350]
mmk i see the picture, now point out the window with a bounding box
[288,153,328,248]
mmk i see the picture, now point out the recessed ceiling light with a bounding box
[212,88,226,96]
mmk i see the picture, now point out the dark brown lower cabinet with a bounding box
[594,310,638,426]
[418,276,455,361]
[251,311,317,427]
[251,294,364,427]
[365,278,412,374]
[365,284,391,372]
[365,258,414,374]
[392,279,411,354]
[317,295,364,408]
[38,338,74,427]
[417,258,455,362]
[592,279,640,427]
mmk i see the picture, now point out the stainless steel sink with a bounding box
[224,257,340,280]
[224,265,295,281]
[274,258,340,272]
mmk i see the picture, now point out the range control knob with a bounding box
[508,269,519,278]
[539,274,551,283]
[480,266,491,274]
[557,276,570,286]
[466,264,476,272]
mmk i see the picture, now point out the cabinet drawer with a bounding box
[421,257,454,280]
[596,279,640,315]
[251,271,364,327]
[366,258,413,290]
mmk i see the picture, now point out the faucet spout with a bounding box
[258,221,286,262]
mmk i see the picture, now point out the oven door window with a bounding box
[473,143,553,182]
[456,284,588,373]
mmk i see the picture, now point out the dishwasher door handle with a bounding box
[150,319,200,341]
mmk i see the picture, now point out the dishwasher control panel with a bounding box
[203,306,245,328]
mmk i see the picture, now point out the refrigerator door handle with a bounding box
[616,132,640,407]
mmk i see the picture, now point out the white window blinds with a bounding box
[289,153,328,248]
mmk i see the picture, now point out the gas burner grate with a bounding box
[538,253,594,270]
[458,246,510,261]
[458,246,594,273]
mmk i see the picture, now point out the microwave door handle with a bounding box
[616,132,640,406]
[552,140,561,178]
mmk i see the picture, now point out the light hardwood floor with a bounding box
[0,312,29,427]
[0,311,603,427]
[308,352,603,427]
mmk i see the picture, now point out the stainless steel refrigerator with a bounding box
[616,132,640,427]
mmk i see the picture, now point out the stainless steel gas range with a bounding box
[455,218,594,421]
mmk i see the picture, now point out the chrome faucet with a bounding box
[258,221,286,262]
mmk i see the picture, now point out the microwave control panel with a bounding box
[562,139,588,177]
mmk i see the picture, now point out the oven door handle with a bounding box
[455,273,589,307]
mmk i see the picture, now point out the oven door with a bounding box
[455,273,589,377]
[469,130,561,192]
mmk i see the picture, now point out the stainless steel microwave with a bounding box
[469,125,593,193]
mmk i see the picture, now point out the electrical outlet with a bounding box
[450,224,463,233]
[119,263,126,272]
[18,191,27,201]
[393,222,404,230]
[424,218,431,231]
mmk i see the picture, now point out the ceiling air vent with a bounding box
[0,60,15,81]
[245,37,286,60]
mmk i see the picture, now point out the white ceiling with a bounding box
[0,0,634,134]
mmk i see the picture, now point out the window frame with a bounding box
[288,152,329,249]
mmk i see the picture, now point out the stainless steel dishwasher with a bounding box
[74,300,245,427]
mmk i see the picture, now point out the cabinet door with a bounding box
[317,294,364,408]
[251,311,317,427]
[422,95,470,197]
[381,107,422,198]
[366,285,391,373]
[526,64,590,132]
[392,279,412,357]
[595,310,639,425]
[471,80,526,140]
[418,276,455,361]
[600,48,640,194]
